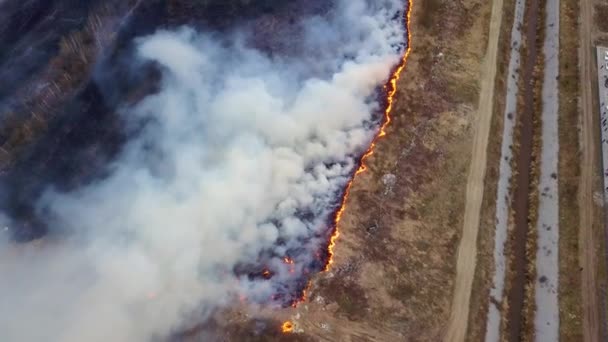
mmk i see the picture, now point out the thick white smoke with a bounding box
[0,0,406,341]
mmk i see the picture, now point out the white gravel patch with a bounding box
[484,0,527,341]
[534,0,560,340]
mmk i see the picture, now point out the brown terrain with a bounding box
[1,1,496,340]
[4,0,607,340]
[578,0,601,339]
[278,0,494,339]
[573,0,608,341]
[557,1,584,340]
[187,0,608,340]
[462,0,523,339]
[486,0,608,340]
[444,0,504,340]
[201,0,501,340]
[504,0,541,339]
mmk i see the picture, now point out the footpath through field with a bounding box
[443,0,504,340]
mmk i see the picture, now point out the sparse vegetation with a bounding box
[595,4,608,33]
[288,1,495,340]
[419,0,442,30]
[318,277,369,321]
[557,0,583,339]
[466,0,518,339]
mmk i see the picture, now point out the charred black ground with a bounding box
[0,1,407,318]
[0,0,337,241]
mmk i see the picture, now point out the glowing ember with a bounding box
[324,0,413,272]
[281,321,294,333]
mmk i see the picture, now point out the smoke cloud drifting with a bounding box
[0,0,407,340]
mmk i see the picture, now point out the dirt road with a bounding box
[578,0,601,340]
[443,0,504,340]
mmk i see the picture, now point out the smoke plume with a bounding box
[0,0,407,340]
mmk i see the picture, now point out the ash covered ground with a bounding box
[0,0,407,341]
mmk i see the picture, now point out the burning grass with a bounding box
[277,0,495,339]
[280,0,413,310]
[176,316,315,342]
[0,1,416,340]
[0,0,506,339]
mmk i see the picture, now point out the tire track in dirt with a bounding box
[443,0,504,340]
[578,0,601,340]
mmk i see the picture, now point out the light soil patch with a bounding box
[444,0,505,340]
[464,0,520,341]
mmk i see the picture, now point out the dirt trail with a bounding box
[579,0,601,340]
[443,0,504,340]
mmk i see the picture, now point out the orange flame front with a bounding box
[283,256,296,274]
[279,1,413,315]
[324,0,413,271]
[282,321,294,333]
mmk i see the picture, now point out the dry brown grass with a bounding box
[557,0,583,339]
[465,0,517,340]
[499,1,531,337]
[519,1,550,339]
[174,0,500,339]
[595,4,608,33]
[520,12,546,342]
[590,1,608,339]
[265,0,494,340]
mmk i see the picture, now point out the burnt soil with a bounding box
[0,0,332,242]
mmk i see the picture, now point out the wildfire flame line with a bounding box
[282,321,294,333]
[324,0,413,272]
[281,2,413,327]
